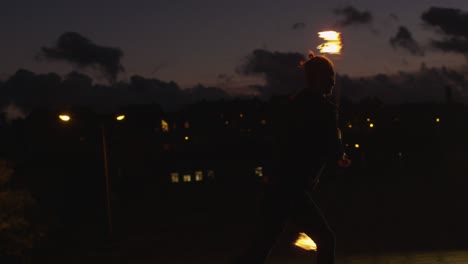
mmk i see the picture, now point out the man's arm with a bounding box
[326,101,351,167]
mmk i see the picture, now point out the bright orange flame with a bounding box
[294,232,317,251]
[317,31,342,54]
[318,31,340,41]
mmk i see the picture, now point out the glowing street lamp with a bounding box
[57,112,115,237]
[116,115,125,121]
[59,114,71,122]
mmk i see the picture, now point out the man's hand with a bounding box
[337,153,351,168]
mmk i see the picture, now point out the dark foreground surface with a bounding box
[28,163,468,264]
[8,142,468,264]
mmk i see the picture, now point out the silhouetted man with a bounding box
[233,52,350,264]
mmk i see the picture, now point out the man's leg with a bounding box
[292,190,336,264]
[233,189,290,264]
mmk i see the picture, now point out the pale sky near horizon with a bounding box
[1,0,468,90]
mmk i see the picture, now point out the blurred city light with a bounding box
[171,172,179,183]
[369,123,374,128]
[436,117,440,123]
[59,115,71,122]
[183,174,191,182]
[355,144,360,149]
[116,115,125,121]
[255,166,264,177]
[195,171,203,182]
[161,120,169,132]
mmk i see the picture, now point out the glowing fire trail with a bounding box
[317,31,342,54]
[294,232,317,251]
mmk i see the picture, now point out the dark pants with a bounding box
[234,187,336,264]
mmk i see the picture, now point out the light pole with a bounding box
[58,113,125,239]
[101,124,112,238]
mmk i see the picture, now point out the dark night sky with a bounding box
[1,0,468,111]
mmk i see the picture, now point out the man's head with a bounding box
[303,55,336,96]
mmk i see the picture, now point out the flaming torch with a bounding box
[317,31,342,55]
[294,232,317,251]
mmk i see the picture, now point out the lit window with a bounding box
[207,170,215,179]
[255,166,264,177]
[161,120,169,132]
[183,174,191,182]
[184,121,190,129]
[171,172,179,183]
[195,171,203,181]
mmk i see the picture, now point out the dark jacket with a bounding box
[269,89,344,191]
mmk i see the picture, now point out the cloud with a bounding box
[337,64,468,104]
[217,74,234,83]
[236,49,306,98]
[235,49,468,104]
[421,7,468,37]
[1,102,28,123]
[184,84,230,103]
[390,26,425,56]
[421,7,468,55]
[333,5,373,27]
[236,49,468,104]
[291,22,306,30]
[0,69,233,113]
[40,32,125,84]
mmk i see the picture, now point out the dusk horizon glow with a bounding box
[2,1,468,110]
